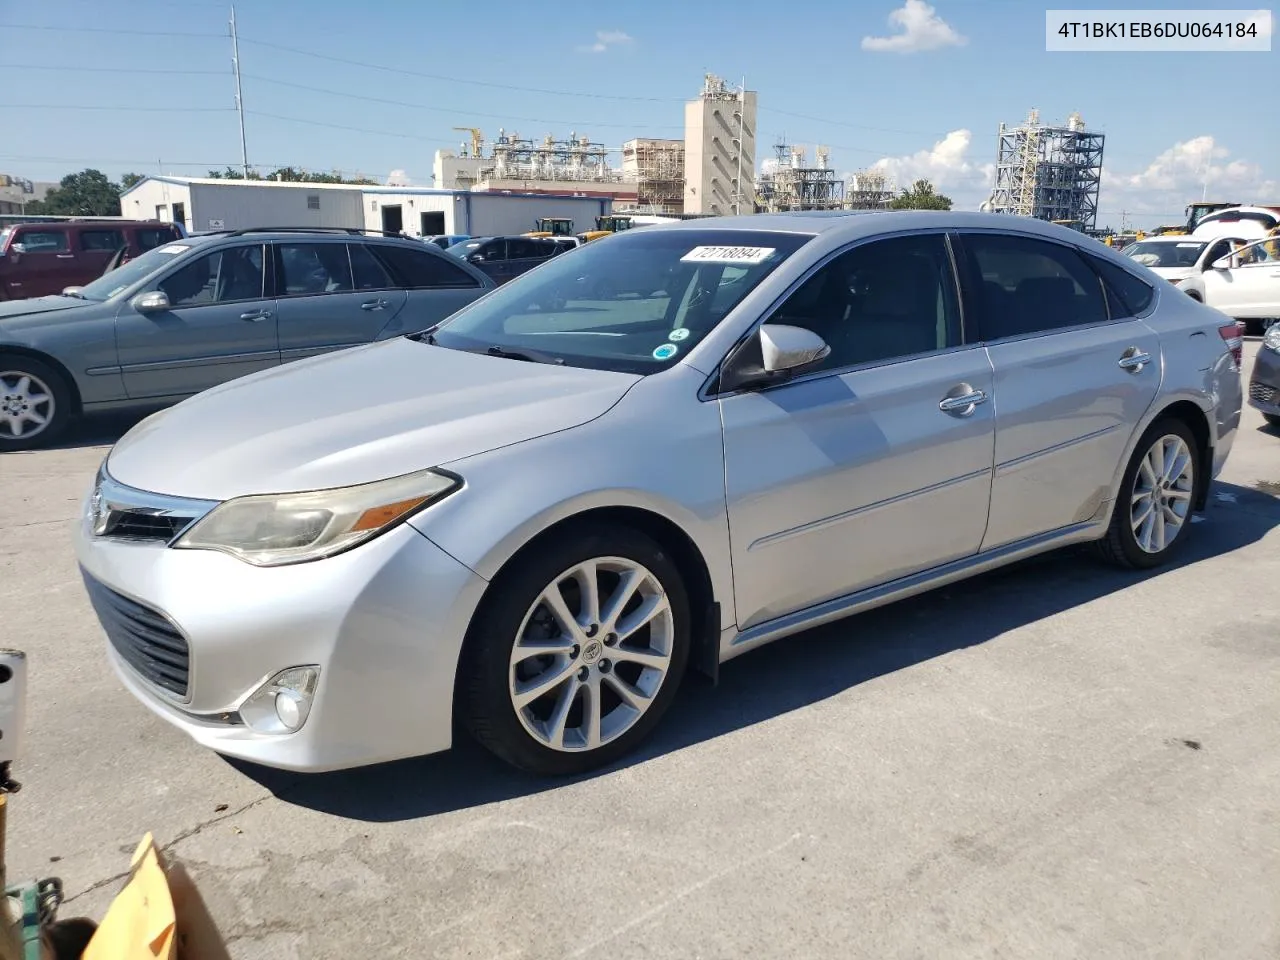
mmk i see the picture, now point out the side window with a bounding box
[1203,239,1231,267]
[764,233,960,371]
[136,228,178,251]
[371,244,483,289]
[963,233,1108,339]
[159,245,265,307]
[15,230,69,253]
[79,229,125,252]
[277,243,353,296]
[507,238,544,260]
[1086,254,1155,318]
[347,243,394,290]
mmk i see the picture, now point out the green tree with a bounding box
[24,169,123,216]
[888,178,953,211]
[120,172,145,190]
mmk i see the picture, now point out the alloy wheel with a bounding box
[508,557,674,753]
[0,370,56,440]
[1130,434,1195,554]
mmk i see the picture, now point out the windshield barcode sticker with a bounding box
[681,245,775,264]
[158,244,190,254]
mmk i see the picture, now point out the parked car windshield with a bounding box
[72,241,198,301]
[1124,239,1207,268]
[446,239,485,257]
[428,228,813,374]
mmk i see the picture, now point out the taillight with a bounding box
[1218,322,1243,370]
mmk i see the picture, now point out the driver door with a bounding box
[1204,238,1280,317]
[718,232,996,630]
[114,242,279,399]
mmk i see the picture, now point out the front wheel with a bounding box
[458,525,691,775]
[0,354,73,451]
[1095,418,1199,569]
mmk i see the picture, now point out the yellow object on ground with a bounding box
[84,835,175,959]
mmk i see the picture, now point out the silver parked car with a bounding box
[0,228,493,449]
[74,212,1243,776]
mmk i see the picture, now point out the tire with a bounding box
[458,524,691,776]
[0,353,73,451]
[1095,417,1199,569]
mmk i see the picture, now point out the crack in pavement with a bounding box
[61,788,295,904]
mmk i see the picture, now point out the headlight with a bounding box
[1264,324,1280,353]
[172,468,460,566]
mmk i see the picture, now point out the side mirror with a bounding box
[1211,254,1238,270]
[9,243,27,255]
[131,290,171,314]
[467,252,485,263]
[760,324,832,374]
[61,286,85,297]
[722,324,831,392]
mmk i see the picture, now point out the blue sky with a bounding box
[2,0,1275,228]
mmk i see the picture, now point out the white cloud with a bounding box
[577,30,634,53]
[868,129,992,205]
[861,0,966,54]
[1103,136,1278,223]
[385,168,411,187]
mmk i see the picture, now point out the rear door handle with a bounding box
[938,390,988,414]
[1118,350,1152,371]
[56,254,75,259]
[240,309,271,322]
[361,298,389,311]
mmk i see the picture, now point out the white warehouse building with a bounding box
[120,176,613,238]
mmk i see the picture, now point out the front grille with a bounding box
[100,510,193,542]
[81,569,189,699]
[1249,380,1276,404]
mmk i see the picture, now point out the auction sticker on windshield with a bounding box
[680,246,775,264]
[158,244,190,254]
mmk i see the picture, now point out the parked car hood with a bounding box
[106,337,641,500]
[0,295,87,327]
[1147,266,1195,281]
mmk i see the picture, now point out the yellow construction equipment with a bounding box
[577,215,635,243]
[525,217,575,238]
[451,127,484,157]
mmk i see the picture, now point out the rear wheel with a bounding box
[1096,418,1199,569]
[458,525,691,776]
[0,354,73,451]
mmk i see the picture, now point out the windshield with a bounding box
[73,241,197,301]
[428,228,813,374]
[1124,240,1207,268]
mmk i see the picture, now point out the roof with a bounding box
[652,209,1100,241]
[119,175,615,204]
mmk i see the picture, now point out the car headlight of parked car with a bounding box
[173,468,461,566]
[1264,324,1280,354]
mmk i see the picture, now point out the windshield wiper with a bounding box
[406,327,438,344]
[483,345,565,365]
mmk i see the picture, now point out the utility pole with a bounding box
[733,76,746,215]
[230,5,249,178]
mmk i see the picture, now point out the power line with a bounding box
[234,36,685,103]
[0,63,228,75]
[241,75,683,131]
[0,22,224,38]
[244,110,458,144]
[3,104,234,113]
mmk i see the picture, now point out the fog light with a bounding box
[239,666,320,734]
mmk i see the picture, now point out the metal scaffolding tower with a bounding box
[756,138,845,212]
[986,109,1105,232]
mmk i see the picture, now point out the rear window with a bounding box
[136,227,179,251]
[1089,254,1155,317]
[372,243,482,289]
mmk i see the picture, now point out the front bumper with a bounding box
[1248,346,1280,417]
[74,508,488,772]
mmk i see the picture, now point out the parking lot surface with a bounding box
[3,343,1278,959]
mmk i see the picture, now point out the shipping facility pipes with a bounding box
[984,109,1105,232]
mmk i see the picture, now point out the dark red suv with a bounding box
[0,219,183,300]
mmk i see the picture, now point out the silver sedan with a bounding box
[74,211,1243,776]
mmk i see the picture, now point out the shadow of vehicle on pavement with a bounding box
[233,480,1280,822]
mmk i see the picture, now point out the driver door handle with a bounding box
[938,390,988,413]
[361,298,390,311]
[1118,351,1152,371]
[240,309,271,322]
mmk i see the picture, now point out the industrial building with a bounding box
[983,109,1105,232]
[755,140,845,213]
[0,174,54,215]
[119,176,612,238]
[844,170,897,210]
[683,74,757,216]
[621,138,685,215]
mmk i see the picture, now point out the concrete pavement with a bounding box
[2,343,1277,959]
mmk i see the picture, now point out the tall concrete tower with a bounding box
[683,74,757,216]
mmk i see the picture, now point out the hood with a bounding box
[0,295,88,326]
[107,337,641,500]
[1147,266,1195,281]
